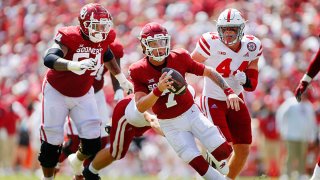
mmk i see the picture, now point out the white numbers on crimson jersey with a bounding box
[70,52,102,76]
[160,89,177,108]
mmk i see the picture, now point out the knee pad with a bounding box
[211,141,232,161]
[38,141,62,168]
[79,137,101,157]
[178,147,201,163]
[62,135,80,156]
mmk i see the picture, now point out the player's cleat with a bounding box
[68,153,84,176]
[83,167,101,180]
[205,150,229,175]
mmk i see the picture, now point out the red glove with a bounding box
[295,81,309,102]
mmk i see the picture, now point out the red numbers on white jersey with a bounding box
[216,58,249,77]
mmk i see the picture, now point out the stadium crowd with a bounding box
[0,0,319,179]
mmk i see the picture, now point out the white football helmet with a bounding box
[139,22,171,62]
[216,8,246,45]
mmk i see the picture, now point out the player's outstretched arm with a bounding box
[203,66,244,111]
[295,49,320,102]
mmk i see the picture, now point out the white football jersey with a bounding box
[194,32,262,100]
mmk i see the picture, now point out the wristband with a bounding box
[115,73,126,84]
[301,74,312,83]
[223,88,234,96]
[153,87,162,97]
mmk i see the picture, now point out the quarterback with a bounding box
[130,22,244,179]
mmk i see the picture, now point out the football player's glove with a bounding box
[234,70,246,85]
[115,73,133,94]
[113,88,124,101]
[67,58,96,71]
[295,81,309,102]
[295,74,312,102]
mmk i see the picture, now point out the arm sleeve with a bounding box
[306,49,320,79]
[103,47,115,62]
[243,69,259,92]
[110,58,121,91]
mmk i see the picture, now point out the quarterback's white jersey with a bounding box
[194,32,262,100]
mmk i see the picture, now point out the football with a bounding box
[161,67,187,95]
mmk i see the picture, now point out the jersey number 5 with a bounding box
[216,58,249,77]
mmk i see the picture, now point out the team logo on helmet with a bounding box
[247,42,256,52]
[80,7,88,20]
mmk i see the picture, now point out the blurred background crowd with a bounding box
[0,0,319,179]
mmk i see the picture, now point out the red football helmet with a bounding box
[139,22,171,62]
[78,3,113,43]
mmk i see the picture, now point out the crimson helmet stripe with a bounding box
[227,9,232,22]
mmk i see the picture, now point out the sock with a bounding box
[202,167,225,180]
[72,154,83,167]
[89,163,99,174]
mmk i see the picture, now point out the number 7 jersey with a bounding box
[194,32,262,100]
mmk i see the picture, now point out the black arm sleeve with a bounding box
[43,48,64,69]
[110,58,122,91]
[103,47,115,62]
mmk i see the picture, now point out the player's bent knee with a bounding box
[179,148,201,163]
[211,142,232,161]
[79,137,101,157]
[38,141,62,168]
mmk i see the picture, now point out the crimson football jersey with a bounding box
[93,39,124,92]
[46,26,116,97]
[129,48,205,119]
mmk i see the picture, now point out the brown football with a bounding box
[161,67,187,95]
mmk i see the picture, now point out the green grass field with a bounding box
[0,174,275,180]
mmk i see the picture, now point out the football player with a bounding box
[129,22,244,180]
[39,3,132,180]
[294,48,320,180]
[55,39,125,179]
[191,8,262,180]
[80,94,162,180]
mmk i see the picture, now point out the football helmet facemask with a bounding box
[78,3,113,43]
[216,8,246,45]
[139,22,171,62]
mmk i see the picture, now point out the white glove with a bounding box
[115,73,134,94]
[234,70,246,85]
[67,58,96,71]
[114,88,124,101]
